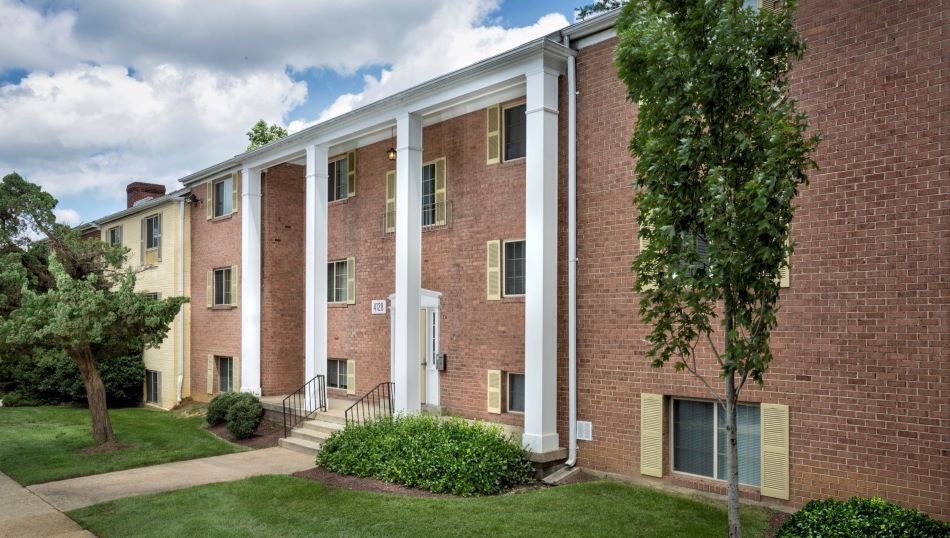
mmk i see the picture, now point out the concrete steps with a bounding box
[277,416,346,457]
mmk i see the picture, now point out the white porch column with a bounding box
[523,66,559,453]
[305,146,329,394]
[393,113,423,413]
[241,166,263,396]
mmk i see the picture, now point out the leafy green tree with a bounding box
[0,173,187,446]
[616,1,819,536]
[577,0,623,20]
[246,119,288,150]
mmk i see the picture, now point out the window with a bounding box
[213,267,232,306]
[421,162,436,226]
[672,399,761,486]
[145,214,161,250]
[503,240,526,296]
[143,292,160,301]
[328,359,348,390]
[328,156,348,202]
[507,372,525,413]
[213,177,233,217]
[503,103,526,161]
[108,226,122,246]
[327,260,348,303]
[145,370,160,404]
[218,356,233,392]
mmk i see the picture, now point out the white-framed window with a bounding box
[108,226,122,246]
[507,372,525,413]
[671,398,761,487]
[421,162,437,227]
[327,260,348,303]
[144,214,161,250]
[213,267,232,306]
[503,103,526,161]
[217,356,233,393]
[327,359,348,390]
[328,156,349,202]
[213,176,233,217]
[143,292,160,301]
[503,239,526,297]
[145,370,160,404]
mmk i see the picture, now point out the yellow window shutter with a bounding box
[776,236,791,288]
[761,403,790,500]
[640,393,664,478]
[486,105,501,164]
[346,359,356,395]
[486,240,501,301]
[230,265,239,307]
[206,270,213,308]
[346,257,356,304]
[434,157,447,226]
[207,355,214,394]
[206,182,214,220]
[346,151,357,197]
[759,0,778,12]
[385,171,396,234]
[486,369,502,414]
[233,355,241,391]
[232,171,241,214]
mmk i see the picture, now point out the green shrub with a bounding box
[777,497,949,538]
[316,415,534,496]
[0,349,145,406]
[206,392,242,426]
[224,395,263,440]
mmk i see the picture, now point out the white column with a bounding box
[523,66,560,453]
[393,113,423,413]
[305,146,329,398]
[241,166,263,396]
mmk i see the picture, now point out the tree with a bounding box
[0,173,187,446]
[246,119,288,150]
[577,0,624,20]
[616,1,819,536]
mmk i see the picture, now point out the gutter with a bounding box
[175,195,188,404]
[564,34,579,468]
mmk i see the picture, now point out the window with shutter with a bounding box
[760,403,789,500]
[206,182,213,220]
[486,240,501,300]
[640,393,664,477]
[503,103,526,161]
[233,356,241,392]
[385,171,396,233]
[346,257,356,305]
[328,156,349,202]
[206,355,214,394]
[486,105,501,164]
[434,158,446,226]
[232,171,240,214]
[346,359,356,395]
[346,151,357,198]
[213,177,233,217]
[486,369,502,413]
[503,239,526,296]
[670,398,763,487]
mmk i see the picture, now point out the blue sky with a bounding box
[0,0,584,225]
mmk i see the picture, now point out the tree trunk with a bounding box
[726,374,741,538]
[70,345,116,446]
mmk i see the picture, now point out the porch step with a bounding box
[277,412,348,457]
[299,418,346,435]
[278,436,322,456]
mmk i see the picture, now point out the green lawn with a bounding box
[0,406,243,485]
[70,475,774,537]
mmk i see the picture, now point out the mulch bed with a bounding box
[208,419,282,449]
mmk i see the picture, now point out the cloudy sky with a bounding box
[0,0,579,225]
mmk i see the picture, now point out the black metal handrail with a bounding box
[281,375,327,437]
[344,382,395,426]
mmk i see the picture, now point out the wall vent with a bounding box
[577,420,593,441]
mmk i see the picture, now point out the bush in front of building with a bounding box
[777,497,949,538]
[316,415,534,496]
[205,391,242,426]
[224,394,263,440]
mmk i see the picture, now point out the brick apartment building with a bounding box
[82,0,945,519]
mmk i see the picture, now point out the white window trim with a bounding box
[669,397,761,487]
[502,238,526,298]
[108,225,122,246]
[144,214,161,251]
[328,155,349,202]
[217,356,234,393]
[212,177,232,218]
[506,371,525,414]
[327,358,348,389]
[327,259,348,304]
[501,100,527,163]
[212,267,232,307]
[421,160,438,228]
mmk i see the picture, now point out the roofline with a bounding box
[92,187,191,226]
[180,37,574,187]
[557,9,621,41]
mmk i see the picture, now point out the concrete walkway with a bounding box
[0,472,94,537]
[29,446,315,512]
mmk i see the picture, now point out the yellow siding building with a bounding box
[95,190,192,409]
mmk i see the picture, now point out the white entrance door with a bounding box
[389,289,441,406]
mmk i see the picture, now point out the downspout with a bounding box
[564,35,578,468]
[176,197,186,404]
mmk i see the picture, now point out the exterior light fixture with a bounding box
[387,126,396,161]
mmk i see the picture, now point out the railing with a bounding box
[344,382,395,426]
[281,375,327,437]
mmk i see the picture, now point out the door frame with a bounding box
[388,289,441,406]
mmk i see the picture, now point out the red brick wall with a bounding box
[566,0,948,518]
[189,179,241,401]
[260,163,306,395]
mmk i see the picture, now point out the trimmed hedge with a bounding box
[0,350,145,407]
[316,415,534,496]
[777,497,949,538]
[225,397,263,440]
[206,392,242,426]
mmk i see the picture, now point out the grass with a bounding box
[0,406,243,485]
[70,475,774,537]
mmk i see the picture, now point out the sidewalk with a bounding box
[0,472,94,537]
[29,446,314,512]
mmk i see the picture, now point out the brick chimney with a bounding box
[126,182,166,208]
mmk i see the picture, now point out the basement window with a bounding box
[145,370,160,404]
[218,356,234,393]
[671,399,761,486]
[507,372,525,413]
[328,359,348,390]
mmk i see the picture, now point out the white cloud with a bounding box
[53,208,81,226]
